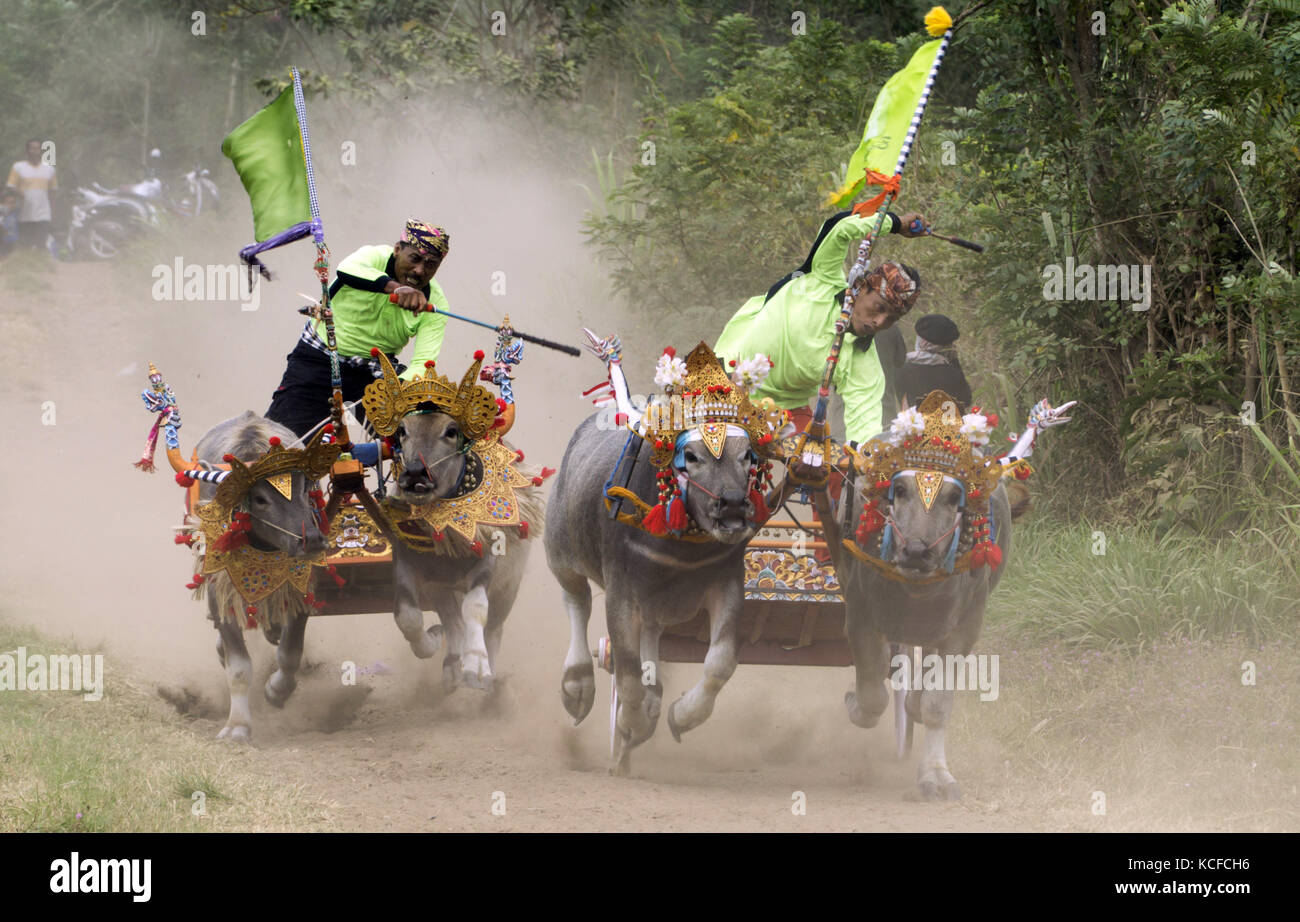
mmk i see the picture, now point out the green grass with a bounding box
[0,621,337,832]
[986,516,1300,651]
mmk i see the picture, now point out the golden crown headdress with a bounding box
[177,426,341,518]
[851,390,1004,511]
[639,342,787,466]
[362,349,499,440]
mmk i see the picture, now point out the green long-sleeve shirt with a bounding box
[714,212,897,443]
[312,244,449,381]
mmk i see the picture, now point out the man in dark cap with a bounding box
[266,218,452,438]
[898,313,972,412]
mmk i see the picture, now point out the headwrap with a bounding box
[402,219,450,258]
[869,261,920,318]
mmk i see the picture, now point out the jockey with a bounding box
[714,209,927,446]
[266,218,451,438]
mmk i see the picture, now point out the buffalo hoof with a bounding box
[844,690,887,729]
[409,625,442,660]
[666,700,684,743]
[217,724,251,743]
[264,672,296,708]
[461,650,492,690]
[561,663,595,725]
[918,780,962,802]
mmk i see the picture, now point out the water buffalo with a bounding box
[839,466,1013,801]
[387,409,543,692]
[546,414,761,775]
[193,412,332,742]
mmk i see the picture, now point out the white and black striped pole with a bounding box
[812,14,954,426]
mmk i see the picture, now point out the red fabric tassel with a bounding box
[748,489,770,524]
[667,495,688,532]
[985,543,1003,569]
[642,503,669,536]
[471,540,483,557]
[175,473,195,488]
[540,467,556,479]
[970,545,987,569]
[518,521,530,539]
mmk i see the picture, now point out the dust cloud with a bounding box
[0,89,870,788]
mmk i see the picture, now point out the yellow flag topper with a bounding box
[825,6,953,210]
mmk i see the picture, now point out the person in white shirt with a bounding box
[6,139,57,250]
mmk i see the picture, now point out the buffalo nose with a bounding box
[305,531,329,554]
[899,538,929,564]
[717,488,748,515]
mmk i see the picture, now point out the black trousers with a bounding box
[265,341,381,439]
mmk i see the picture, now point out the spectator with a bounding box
[898,313,972,412]
[0,186,20,257]
[6,139,57,250]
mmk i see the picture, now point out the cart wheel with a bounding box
[891,643,914,760]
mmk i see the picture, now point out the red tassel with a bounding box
[518,521,530,539]
[985,543,1003,569]
[269,436,281,447]
[471,540,483,557]
[540,467,556,479]
[667,495,688,531]
[175,473,195,488]
[748,489,770,524]
[433,530,444,542]
[970,545,987,568]
[514,450,525,463]
[531,476,543,486]
[642,503,669,536]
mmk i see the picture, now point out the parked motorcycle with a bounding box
[64,164,219,260]
[66,184,161,260]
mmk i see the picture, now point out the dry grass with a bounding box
[950,628,1300,831]
[0,621,339,832]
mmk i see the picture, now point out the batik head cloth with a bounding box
[869,261,920,318]
[402,219,450,258]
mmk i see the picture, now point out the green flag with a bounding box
[825,38,945,209]
[221,85,312,242]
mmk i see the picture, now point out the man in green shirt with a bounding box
[714,209,927,445]
[266,218,451,438]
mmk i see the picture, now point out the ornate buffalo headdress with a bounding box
[847,390,1032,575]
[637,342,787,466]
[172,426,343,615]
[361,348,500,439]
[620,342,787,536]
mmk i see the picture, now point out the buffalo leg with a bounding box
[265,608,307,708]
[431,588,464,694]
[556,568,595,724]
[917,646,960,800]
[844,613,891,729]
[215,615,253,742]
[609,596,653,776]
[459,584,493,690]
[666,586,740,741]
[393,553,442,659]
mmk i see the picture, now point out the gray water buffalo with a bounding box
[839,474,1011,800]
[387,409,543,692]
[545,414,761,775]
[193,412,333,741]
